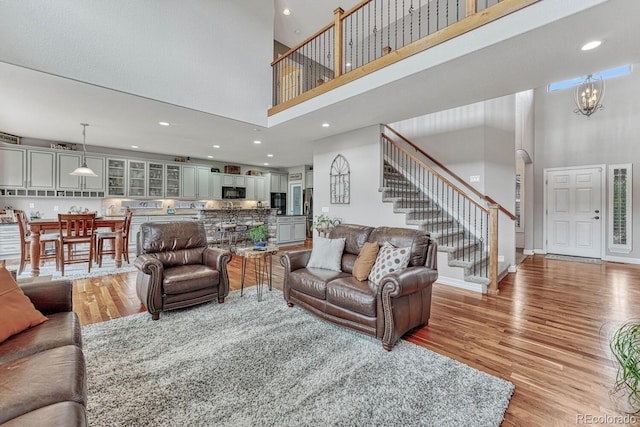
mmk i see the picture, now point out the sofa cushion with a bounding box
[368,226,430,267]
[0,312,81,365]
[368,242,411,285]
[326,277,377,317]
[0,267,48,344]
[307,237,346,271]
[0,345,86,425]
[352,241,380,281]
[288,268,349,300]
[329,224,374,255]
[1,401,87,427]
[163,265,219,295]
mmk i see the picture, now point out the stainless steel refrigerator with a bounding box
[303,188,313,237]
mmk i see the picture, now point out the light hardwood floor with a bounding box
[26,247,640,426]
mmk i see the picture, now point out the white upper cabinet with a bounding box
[0,145,26,188]
[27,150,55,190]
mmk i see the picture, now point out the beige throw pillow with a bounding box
[352,241,380,281]
[0,266,48,343]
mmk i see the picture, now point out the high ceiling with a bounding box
[0,0,638,168]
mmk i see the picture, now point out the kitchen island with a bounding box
[197,208,277,247]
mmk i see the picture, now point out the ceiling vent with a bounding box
[0,132,21,145]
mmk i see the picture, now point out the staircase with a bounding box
[380,127,515,292]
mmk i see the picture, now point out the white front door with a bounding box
[546,166,603,258]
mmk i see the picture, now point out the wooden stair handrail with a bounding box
[383,125,517,221]
[382,134,488,214]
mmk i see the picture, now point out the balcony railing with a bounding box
[270,0,540,114]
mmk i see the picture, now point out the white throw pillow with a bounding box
[306,236,346,271]
[368,242,411,284]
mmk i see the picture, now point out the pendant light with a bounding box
[70,123,98,177]
[574,74,605,118]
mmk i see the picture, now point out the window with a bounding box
[608,164,632,253]
[547,64,631,92]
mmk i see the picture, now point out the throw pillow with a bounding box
[352,241,380,281]
[368,242,411,284]
[306,236,346,271]
[0,266,48,343]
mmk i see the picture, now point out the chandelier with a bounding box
[70,123,98,177]
[574,74,604,117]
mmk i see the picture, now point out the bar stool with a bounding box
[16,211,59,275]
[94,211,133,267]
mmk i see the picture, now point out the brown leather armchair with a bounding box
[134,221,231,320]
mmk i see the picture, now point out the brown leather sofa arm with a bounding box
[203,248,231,297]
[19,279,73,315]
[378,267,438,298]
[280,249,312,272]
[134,254,164,276]
[202,247,231,271]
[425,240,438,270]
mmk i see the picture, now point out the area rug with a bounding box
[545,253,602,264]
[83,289,514,426]
[17,258,137,281]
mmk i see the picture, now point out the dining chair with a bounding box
[58,213,96,275]
[95,210,133,267]
[15,211,60,275]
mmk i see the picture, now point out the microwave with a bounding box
[222,186,246,199]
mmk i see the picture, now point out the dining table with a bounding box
[28,217,126,277]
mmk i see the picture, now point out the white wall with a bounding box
[313,125,407,228]
[532,64,640,261]
[390,96,517,267]
[0,0,273,126]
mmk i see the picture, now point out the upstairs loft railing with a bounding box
[270,0,541,115]
[381,125,516,294]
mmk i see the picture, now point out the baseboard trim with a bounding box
[603,255,640,265]
[508,264,517,273]
[435,276,486,294]
[522,249,535,255]
[533,249,547,255]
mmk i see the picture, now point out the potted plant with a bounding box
[610,321,640,414]
[311,214,341,236]
[248,224,269,247]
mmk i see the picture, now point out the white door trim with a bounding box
[543,164,606,259]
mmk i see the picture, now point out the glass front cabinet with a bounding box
[148,162,164,198]
[107,159,126,197]
[128,160,146,197]
[165,164,181,198]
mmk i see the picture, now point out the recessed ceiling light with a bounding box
[131,145,139,149]
[283,8,291,15]
[254,140,262,144]
[263,163,269,166]
[212,145,220,148]
[158,121,170,126]
[207,155,213,159]
[267,154,274,158]
[581,40,602,51]
[322,123,330,128]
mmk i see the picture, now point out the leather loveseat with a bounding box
[281,224,438,351]
[0,279,87,426]
[135,221,231,320]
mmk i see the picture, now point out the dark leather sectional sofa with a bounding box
[0,279,86,426]
[281,223,438,350]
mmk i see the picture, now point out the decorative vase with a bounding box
[255,241,267,248]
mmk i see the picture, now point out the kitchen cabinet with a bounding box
[221,174,246,187]
[166,164,181,198]
[128,160,147,197]
[196,166,212,199]
[276,215,307,245]
[270,172,288,193]
[0,145,26,189]
[107,159,127,197]
[147,162,164,198]
[246,176,266,200]
[182,165,197,199]
[56,153,105,192]
[27,150,55,190]
[211,173,222,199]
